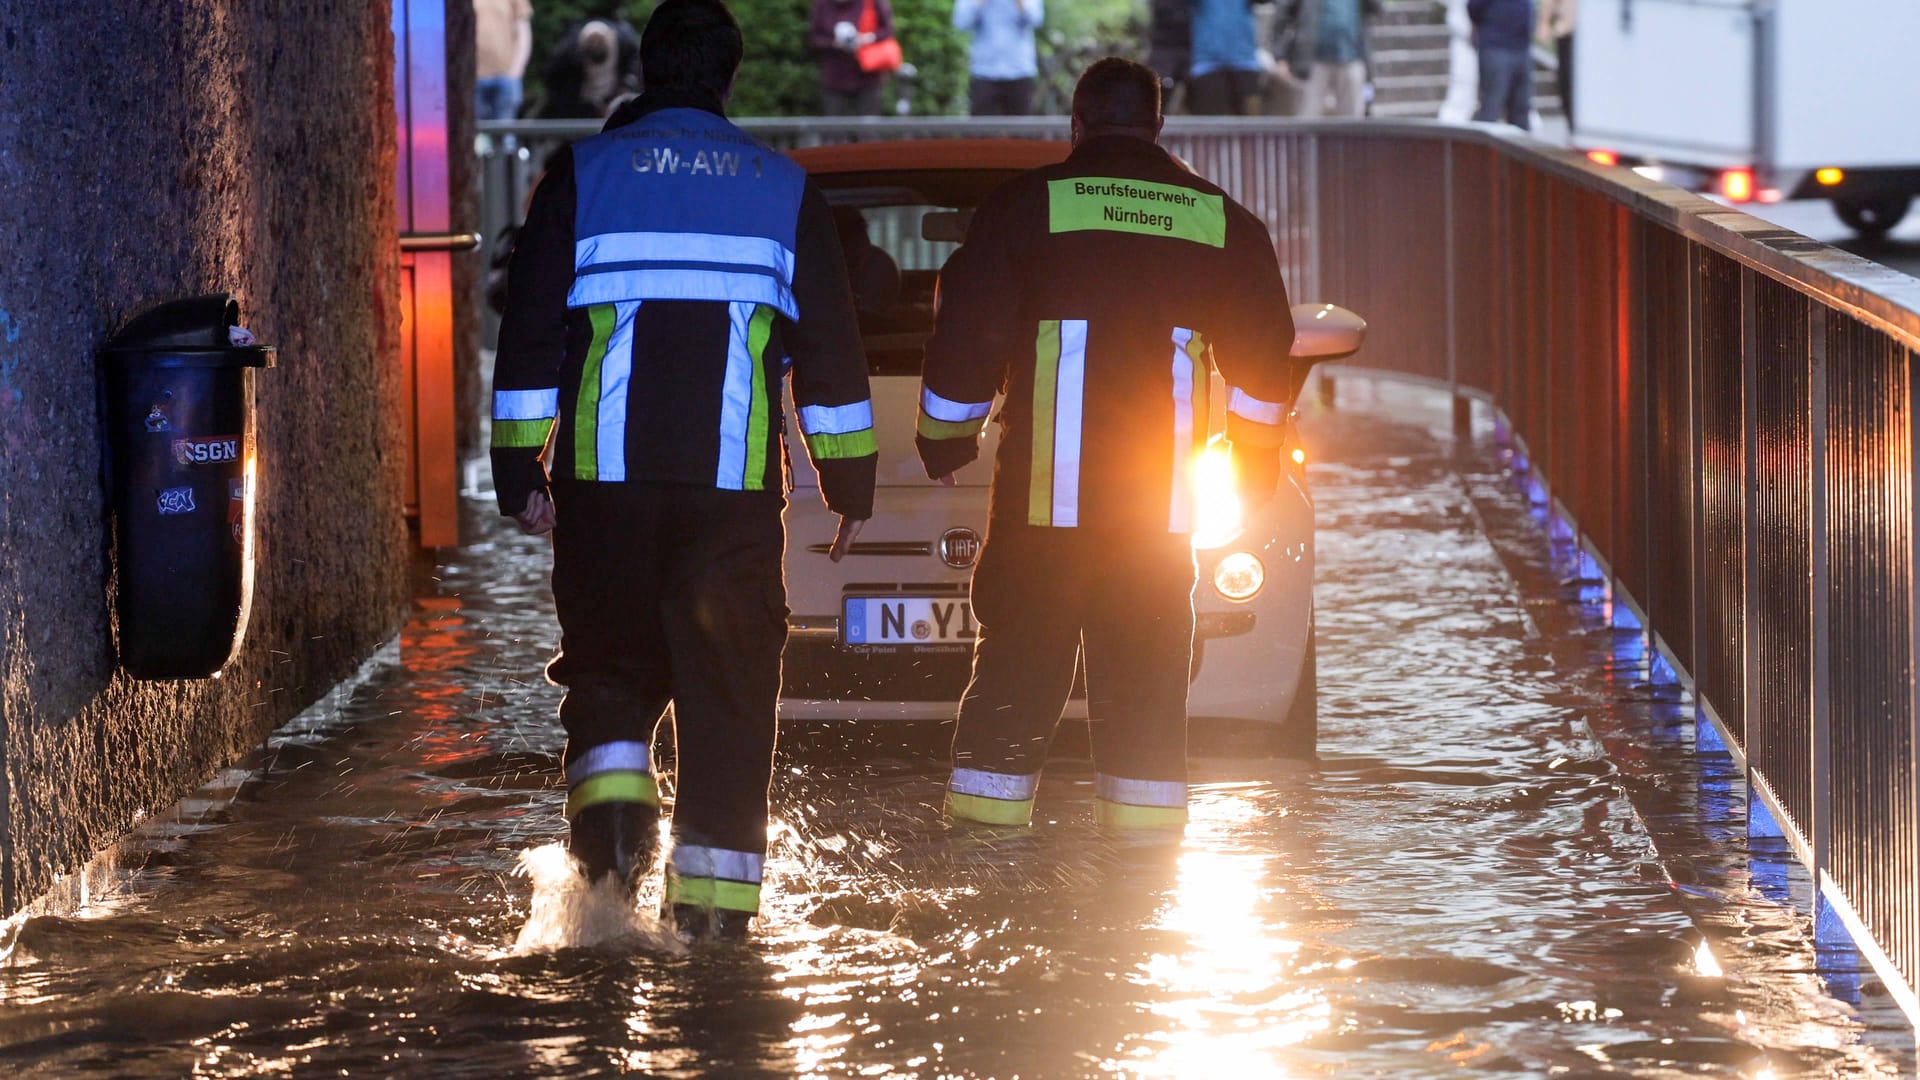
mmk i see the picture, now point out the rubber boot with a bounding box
[568,801,660,894]
[666,901,753,944]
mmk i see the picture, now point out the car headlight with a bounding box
[1190,441,1243,550]
[1213,551,1264,602]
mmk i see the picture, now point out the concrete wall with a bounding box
[0,3,409,913]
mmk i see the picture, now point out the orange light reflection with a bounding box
[1116,793,1328,1076]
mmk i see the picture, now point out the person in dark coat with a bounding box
[1145,0,1192,105]
[810,0,897,115]
[538,18,644,119]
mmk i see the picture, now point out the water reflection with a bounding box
[1121,792,1328,1077]
[0,394,1908,1076]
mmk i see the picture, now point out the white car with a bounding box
[776,140,1363,758]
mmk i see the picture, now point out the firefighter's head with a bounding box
[640,0,745,102]
[1071,58,1164,146]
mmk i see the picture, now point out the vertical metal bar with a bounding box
[1306,135,1322,305]
[1444,140,1457,391]
[1909,341,1920,990]
[1810,305,1830,883]
[1690,244,1707,721]
[1615,206,1637,637]
[1741,265,1762,799]
[1445,142,1468,440]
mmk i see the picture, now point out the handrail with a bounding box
[477,116,1920,348]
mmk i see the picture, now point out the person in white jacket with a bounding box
[1437,0,1476,123]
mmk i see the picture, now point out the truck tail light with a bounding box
[1720,169,1755,203]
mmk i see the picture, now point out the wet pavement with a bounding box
[0,381,1913,1077]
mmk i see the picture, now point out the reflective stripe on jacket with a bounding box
[490,89,876,519]
[918,135,1295,534]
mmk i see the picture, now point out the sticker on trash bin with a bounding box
[157,486,196,515]
[144,406,170,432]
[227,478,246,544]
[172,436,242,466]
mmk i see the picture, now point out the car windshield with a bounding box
[815,171,1024,376]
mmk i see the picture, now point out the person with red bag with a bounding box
[810,0,900,115]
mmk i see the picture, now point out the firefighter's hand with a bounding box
[829,516,866,562]
[515,490,556,536]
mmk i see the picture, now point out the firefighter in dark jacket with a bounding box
[917,57,1295,830]
[491,0,876,941]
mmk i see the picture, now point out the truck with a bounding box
[1572,0,1920,236]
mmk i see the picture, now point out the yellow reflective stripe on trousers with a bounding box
[945,790,1036,826]
[666,871,763,913]
[572,303,619,479]
[564,770,661,819]
[1094,799,1189,828]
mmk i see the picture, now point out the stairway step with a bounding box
[1370,47,1452,77]
[1370,23,1452,44]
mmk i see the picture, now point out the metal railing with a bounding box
[474,116,1920,1022]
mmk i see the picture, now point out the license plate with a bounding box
[843,596,976,646]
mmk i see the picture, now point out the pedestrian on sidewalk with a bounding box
[1187,0,1267,114]
[1468,0,1534,129]
[1145,0,1193,110]
[537,18,644,119]
[953,0,1043,116]
[1536,0,1574,127]
[811,0,899,115]
[1437,0,1477,123]
[1282,0,1382,118]
[491,0,876,942]
[917,58,1296,831]
[474,0,533,121]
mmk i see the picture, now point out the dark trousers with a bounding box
[1474,45,1531,129]
[968,76,1036,116]
[954,523,1197,784]
[822,82,884,116]
[547,481,788,859]
[1555,35,1573,128]
[1186,67,1264,115]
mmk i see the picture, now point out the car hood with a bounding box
[787,374,1000,488]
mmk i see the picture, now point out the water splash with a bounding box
[511,843,684,955]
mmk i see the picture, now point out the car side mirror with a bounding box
[1285,303,1366,407]
[1289,303,1367,361]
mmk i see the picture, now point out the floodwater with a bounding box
[1,383,1913,1077]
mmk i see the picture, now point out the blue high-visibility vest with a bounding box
[567,108,807,321]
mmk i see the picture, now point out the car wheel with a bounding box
[1833,194,1912,238]
[1270,616,1317,761]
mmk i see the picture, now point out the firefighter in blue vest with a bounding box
[491,0,876,941]
[917,58,1295,829]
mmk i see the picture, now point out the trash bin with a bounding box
[100,295,275,679]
